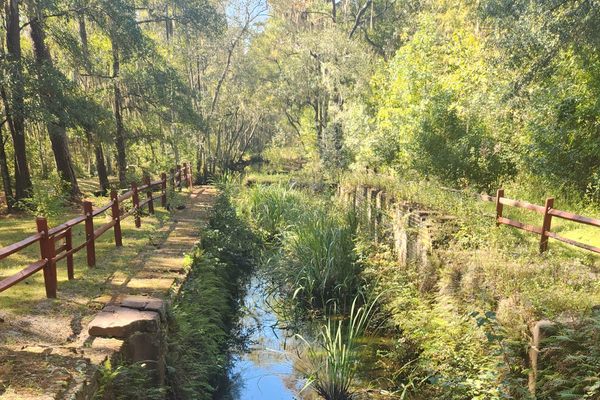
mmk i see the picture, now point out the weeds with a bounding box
[236,184,362,312]
[94,359,164,400]
[537,311,600,399]
[237,184,313,241]
[283,210,360,311]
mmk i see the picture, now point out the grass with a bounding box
[341,171,600,257]
[341,171,600,398]
[0,176,184,316]
[282,210,360,311]
[297,296,381,400]
[219,170,599,398]
[236,184,363,312]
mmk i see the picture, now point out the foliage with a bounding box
[281,209,360,311]
[236,184,315,240]
[537,311,600,399]
[343,171,599,399]
[14,174,70,217]
[166,188,258,399]
[94,359,165,400]
[236,184,362,311]
[297,296,381,400]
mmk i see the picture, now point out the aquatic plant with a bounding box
[298,295,381,400]
[283,209,360,311]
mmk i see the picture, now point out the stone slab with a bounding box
[111,295,166,320]
[87,306,160,339]
[126,277,175,294]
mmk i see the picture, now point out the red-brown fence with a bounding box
[0,163,193,298]
[481,189,600,254]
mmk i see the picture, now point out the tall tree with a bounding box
[4,0,32,201]
[27,1,80,197]
[78,14,110,194]
[110,38,127,187]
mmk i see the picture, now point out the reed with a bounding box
[297,295,381,400]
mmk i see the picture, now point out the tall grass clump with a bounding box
[237,184,315,241]
[298,296,381,400]
[282,210,361,311]
[236,184,363,311]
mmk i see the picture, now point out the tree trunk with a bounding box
[332,0,336,22]
[111,40,127,187]
[79,14,109,193]
[5,0,32,201]
[94,143,110,194]
[106,151,113,176]
[28,7,80,198]
[0,123,14,211]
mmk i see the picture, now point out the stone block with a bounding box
[528,319,556,395]
[87,306,160,339]
[112,295,166,320]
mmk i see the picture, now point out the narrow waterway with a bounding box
[223,278,310,400]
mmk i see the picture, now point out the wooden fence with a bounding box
[481,189,600,254]
[0,162,193,298]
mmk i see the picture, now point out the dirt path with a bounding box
[0,186,216,399]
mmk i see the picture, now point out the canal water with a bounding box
[223,278,311,400]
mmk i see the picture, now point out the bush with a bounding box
[14,174,70,217]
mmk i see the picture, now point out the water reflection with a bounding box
[221,278,308,400]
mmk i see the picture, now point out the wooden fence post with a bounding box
[132,182,141,228]
[495,189,504,226]
[176,165,182,191]
[144,176,154,214]
[36,217,56,298]
[111,190,123,247]
[65,228,74,280]
[161,172,167,208]
[539,197,555,253]
[83,201,96,267]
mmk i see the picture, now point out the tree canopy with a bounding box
[0,0,598,207]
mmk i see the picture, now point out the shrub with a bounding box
[15,174,69,217]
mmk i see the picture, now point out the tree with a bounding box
[3,0,33,201]
[27,0,81,197]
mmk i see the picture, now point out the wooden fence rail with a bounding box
[482,189,600,254]
[0,163,193,298]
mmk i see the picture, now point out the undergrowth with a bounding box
[165,186,258,399]
[344,171,600,399]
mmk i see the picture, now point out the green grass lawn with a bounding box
[0,176,182,316]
